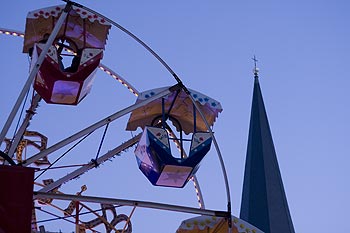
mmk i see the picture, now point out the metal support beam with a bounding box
[34,192,229,218]
[0,3,71,145]
[39,133,141,193]
[22,85,178,166]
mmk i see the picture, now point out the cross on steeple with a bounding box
[252,55,259,78]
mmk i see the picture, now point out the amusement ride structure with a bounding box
[0,1,295,233]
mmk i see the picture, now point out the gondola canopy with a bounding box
[176,215,264,233]
[126,87,223,135]
[23,4,110,53]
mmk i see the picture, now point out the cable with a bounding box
[35,164,89,171]
[92,123,109,167]
[34,131,93,181]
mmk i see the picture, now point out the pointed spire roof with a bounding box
[240,67,295,233]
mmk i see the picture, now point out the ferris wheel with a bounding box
[0,2,263,233]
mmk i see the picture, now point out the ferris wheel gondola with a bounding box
[127,87,223,188]
[23,4,111,105]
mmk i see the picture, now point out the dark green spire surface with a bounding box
[240,75,295,233]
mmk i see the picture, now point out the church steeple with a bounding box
[239,61,295,233]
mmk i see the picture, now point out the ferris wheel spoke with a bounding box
[39,133,141,193]
[34,191,230,218]
[22,85,176,167]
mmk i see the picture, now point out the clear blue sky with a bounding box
[1,0,349,232]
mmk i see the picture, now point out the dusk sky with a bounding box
[1,1,349,232]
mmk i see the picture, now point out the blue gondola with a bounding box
[128,87,222,188]
[135,126,212,188]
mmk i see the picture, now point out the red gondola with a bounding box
[23,5,111,105]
